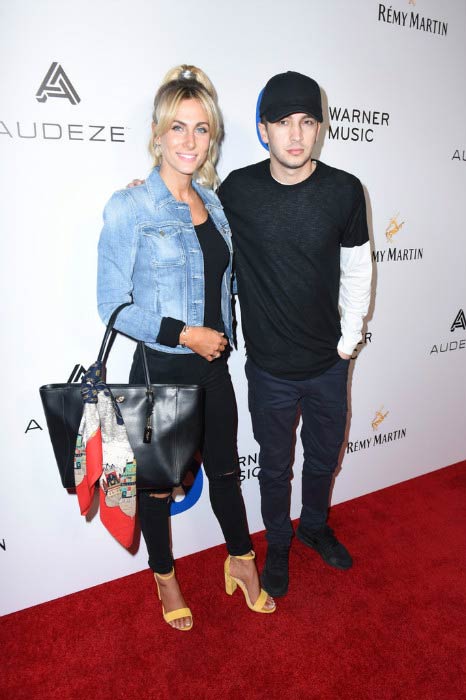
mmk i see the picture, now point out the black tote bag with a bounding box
[39,304,203,490]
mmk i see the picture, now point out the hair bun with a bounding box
[179,68,196,81]
[161,64,218,103]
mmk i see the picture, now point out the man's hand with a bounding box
[127,179,145,188]
[180,326,228,361]
[337,349,351,360]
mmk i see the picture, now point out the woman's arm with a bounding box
[97,190,228,360]
[97,190,165,342]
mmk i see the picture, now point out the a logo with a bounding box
[239,452,260,480]
[377,3,448,36]
[1,64,126,144]
[373,212,423,263]
[0,120,125,142]
[36,63,80,105]
[385,214,405,242]
[451,309,466,332]
[351,331,373,360]
[372,407,389,431]
[255,88,269,151]
[328,106,390,143]
[452,149,466,162]
[68,364,87,383]
[429,310,466,355]
[25,419,43,433]
[347,409,407,454]
[170,466,203,516]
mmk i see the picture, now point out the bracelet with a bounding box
[180,325,190,348]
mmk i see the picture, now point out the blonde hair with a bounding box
[150,64,224,190]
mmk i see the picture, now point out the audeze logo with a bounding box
[450,309,466,332]
[68,364,87,382]
[36,63,80,105]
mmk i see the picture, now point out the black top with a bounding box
[218,159,369,379]
[157,215,229,346]
[195,215,229,331]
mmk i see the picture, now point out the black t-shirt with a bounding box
[195,215,229,331]
[218,159,368,379]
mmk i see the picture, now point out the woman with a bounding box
[97,65,275,630]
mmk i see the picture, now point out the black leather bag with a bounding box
[39,304,203,490]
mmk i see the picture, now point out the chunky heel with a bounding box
[224,565,238,595]
[224,552,276,614]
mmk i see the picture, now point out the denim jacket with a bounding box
[97,167,233,353]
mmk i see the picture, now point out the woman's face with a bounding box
[156,98,211,179]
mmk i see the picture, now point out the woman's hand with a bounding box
[180,326,228,361]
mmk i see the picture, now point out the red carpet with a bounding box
[2,461,466,700]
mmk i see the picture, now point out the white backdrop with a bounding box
[1,0,465,615]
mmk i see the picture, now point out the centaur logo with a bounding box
[385,214,405,242]
[373,212,423,263]
[36,63,80,105]
[450,309,466,332]
[371,407,389,431]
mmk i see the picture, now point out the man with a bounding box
[218,71,372,596]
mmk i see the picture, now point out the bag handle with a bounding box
[97,302,132,363]
[97,303,152,391]
[96,303,156,443]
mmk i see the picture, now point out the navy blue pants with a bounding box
[245,357,349,546]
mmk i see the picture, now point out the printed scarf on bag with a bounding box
[74,361,137,547]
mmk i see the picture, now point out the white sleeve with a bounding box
[338,241,372,356]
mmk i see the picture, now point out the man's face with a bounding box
[258,113,321,172]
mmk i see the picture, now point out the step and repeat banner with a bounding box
[1,0,465,614]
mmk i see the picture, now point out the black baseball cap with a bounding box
[259,71,323,123]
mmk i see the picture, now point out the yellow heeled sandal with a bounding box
[224,551,276,613]
[154,569,193,631]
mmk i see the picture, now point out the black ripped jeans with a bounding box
[130,347,252,574]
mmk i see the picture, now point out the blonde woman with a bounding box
[97,65,275,630]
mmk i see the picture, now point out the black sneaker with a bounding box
[296,524,353,570]
[260,544,290,597]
